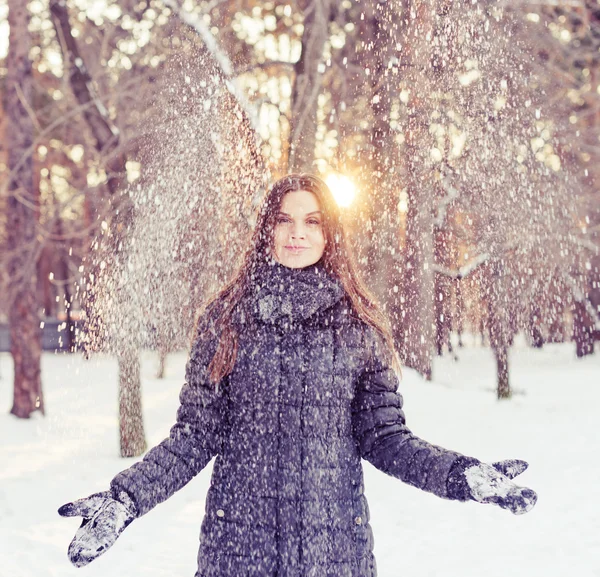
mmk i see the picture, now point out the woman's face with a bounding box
[272,189,326,269]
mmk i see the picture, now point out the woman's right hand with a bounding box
[58,490,137,567]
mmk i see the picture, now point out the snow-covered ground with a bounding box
[1,335,598,577]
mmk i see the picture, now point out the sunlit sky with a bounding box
[0,0,579,178]
[326,173,356,208]
[0,3,7,60]
[0,1,299,62]
[0,0,118,60]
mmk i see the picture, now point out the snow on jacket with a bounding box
[110,259,471,577]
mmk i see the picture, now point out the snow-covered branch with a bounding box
[501,0,585,6]
[573,235,600,255]
[434,176,460,228]
[561,270,600,330]
[432,253,490,279]
[49,0,120,148]
[235,61,295,77]
[0,76,145,200]
[49,0,127,197]
[162,0,260,131]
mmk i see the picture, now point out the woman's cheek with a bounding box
[274,226,286,248]
[312,229,326,253]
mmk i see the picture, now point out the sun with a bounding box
[325,174,357,208]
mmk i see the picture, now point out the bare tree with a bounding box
[362,1,403,333]
[50,0,146,457]
[393,0,445,379]
[289,0,336,172]
[507,0,600,355]
[4,0,44,418]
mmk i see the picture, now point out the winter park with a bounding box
[1,0,600,576]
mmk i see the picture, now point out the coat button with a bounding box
[355,516,362,525]
[216,509,225,518]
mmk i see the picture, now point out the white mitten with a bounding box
[58,490,137,567]
[464,460,537,515]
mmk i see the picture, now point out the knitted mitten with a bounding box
[58,489,137,567]
[447,457,537,515]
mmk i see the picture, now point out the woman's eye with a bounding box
[276,216,320,225]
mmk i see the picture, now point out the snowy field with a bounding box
[1,336,598,577]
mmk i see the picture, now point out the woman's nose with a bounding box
[290,223,306,239]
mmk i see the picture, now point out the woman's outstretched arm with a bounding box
[351,329,464,500]
[58,307,228,567]
[351,327,536,513]
[109,311,228,517]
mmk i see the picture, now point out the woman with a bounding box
[59,174,537,576]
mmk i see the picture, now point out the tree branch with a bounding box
[162,0,260,131]
[431,253,491,279]
[561,270,600,329]
[49,0,120,155]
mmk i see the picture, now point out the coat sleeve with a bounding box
[351,327,472,500]
[110,307,228,517]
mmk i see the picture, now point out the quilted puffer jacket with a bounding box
[110,258,472,577]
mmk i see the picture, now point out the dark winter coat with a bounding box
[110,259,471,577]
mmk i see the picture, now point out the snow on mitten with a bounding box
[464,461,537,515]
[447,457,537,515]
[58,490,137,567]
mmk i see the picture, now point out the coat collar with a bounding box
[247,257,344,324]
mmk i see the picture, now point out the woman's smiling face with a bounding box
[272,189,326,269]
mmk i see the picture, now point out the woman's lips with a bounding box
[285,246,308,254]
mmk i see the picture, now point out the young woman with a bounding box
[59,174,537,576]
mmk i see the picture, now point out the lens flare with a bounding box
[326,174,357,208]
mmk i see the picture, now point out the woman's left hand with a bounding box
[464,459,538,515]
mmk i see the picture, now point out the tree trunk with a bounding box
[56,217,74,352]
[9,292,43,417]
[363,2,401,324]
[394,0,442,379]
[495,345,511,400]
[434,272,452,356]
[50,0,145,455]
[589,255,600,347]
[288,0,334,172]
[573,300,595,357]
[400,183,435,379]
[454,277,464,348]
[528,301,544,349]
[5,0,44,418]
[157,346,167,380]
[434,227,453,356]
[118,347,147,457]
[483,261,512,399]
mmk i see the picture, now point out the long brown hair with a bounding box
[198,173,400,385]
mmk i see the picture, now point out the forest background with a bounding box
[0,0,599,457]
